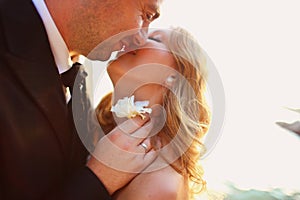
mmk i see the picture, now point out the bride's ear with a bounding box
[164,75,176,87]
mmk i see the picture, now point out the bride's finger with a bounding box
[131,119,154,139]
[140,149,160,171]
[137,137,152,153]
[119,120,154,152]
[116,115,150,135]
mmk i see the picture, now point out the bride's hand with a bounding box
[86,115,159,195]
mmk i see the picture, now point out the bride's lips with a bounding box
[116,39,139,58]
[116,46,137,58]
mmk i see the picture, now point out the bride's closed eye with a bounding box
[148,37,161,43]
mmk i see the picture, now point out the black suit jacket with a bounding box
[0,0,110,199]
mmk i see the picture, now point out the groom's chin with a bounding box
[87,49,113,61]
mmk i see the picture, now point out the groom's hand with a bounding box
[86,116,159,195]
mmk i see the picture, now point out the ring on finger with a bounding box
[140,142,148,153]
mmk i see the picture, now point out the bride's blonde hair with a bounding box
[96,27,210,200]
[161,27,210,199]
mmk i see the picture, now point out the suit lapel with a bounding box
[1,0,72,156]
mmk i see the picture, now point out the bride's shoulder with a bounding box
[136,166,185,200]
[114,165,186,200]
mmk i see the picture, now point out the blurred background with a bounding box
[150,0,300,199]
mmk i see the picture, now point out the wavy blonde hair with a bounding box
[96,27,210,199]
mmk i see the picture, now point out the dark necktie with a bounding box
[61,62,87,96]
[61,63,90,166]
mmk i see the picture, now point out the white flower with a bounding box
[111,95,152,119]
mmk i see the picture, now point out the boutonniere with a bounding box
[111,95,152,120]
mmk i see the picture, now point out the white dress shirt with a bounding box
[32,0,72,74]
[32,0,72,102]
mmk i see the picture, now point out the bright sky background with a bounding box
[150,0,300,193]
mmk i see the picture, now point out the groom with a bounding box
[0,0,161,199]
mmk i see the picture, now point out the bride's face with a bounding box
[107,30,176,106]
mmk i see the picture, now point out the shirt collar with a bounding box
[32,0,72,74]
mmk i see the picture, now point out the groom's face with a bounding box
[69,0,162,60]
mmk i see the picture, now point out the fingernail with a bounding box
[156,136,162,149]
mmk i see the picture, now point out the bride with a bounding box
[95,27,211,200]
